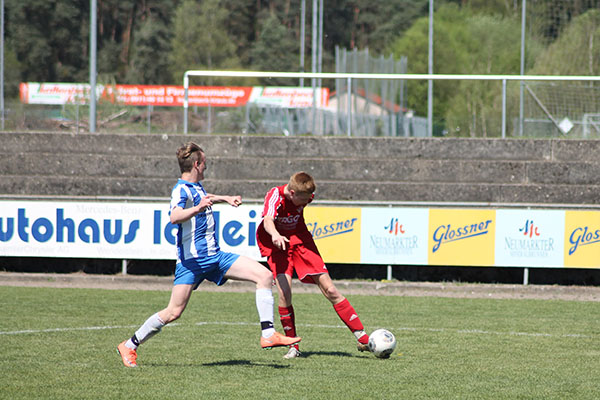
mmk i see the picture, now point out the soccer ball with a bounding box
[368,328,396,359]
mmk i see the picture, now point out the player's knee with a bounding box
[255,265,272,286]
[279,293,292,306]
[164,308,184,323]
[324,285,342,302]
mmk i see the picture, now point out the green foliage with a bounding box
[168,0,242,85]
[345,0,430,52]
[529,9,600,76]
[446,0,521,17]
[3,42,22,97]
[387,4,472,120]
[5,0,600,139]
[445,14,542,137]
[7,0,88,83]
[528,0,600,43]
[250,13,299,86]
[2,0,439,91]
[388,4,544,136]
[125,16,174,84]
[2,286,600,399]
[221,0,259,66]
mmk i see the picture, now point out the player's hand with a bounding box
[272,235,290,251]
[228,196,242,207]
[198,197,213,212]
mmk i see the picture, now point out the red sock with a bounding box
[279,305,298,348]
[333,298,366,341]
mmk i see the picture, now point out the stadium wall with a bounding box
[1,131,600,204]
[2,131,600,285]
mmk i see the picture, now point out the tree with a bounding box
[3,42,22,97]
[529,9,600,76]
[321,0,429,56]
[387,5,471,122]
[250,13,299,85]
[388,4,543,136]
[444,14,541,137]
[528,0,600,43]
[7,0,89,82]
[168,0,242,85]
[125,16,173,84]
[221,0,259,66]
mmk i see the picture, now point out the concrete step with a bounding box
[1,132,558,160]
[2,176,599,204]
[2,132,600,205]
[3,151,599,186]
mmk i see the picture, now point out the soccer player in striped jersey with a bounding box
[117,142,300,367]
[256,172,369,359]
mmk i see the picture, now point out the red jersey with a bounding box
[256,185,313,255]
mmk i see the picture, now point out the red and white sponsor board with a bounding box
[19,83,329,108]
[248,86,329,108]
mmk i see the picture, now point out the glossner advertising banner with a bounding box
[2,201,600,269]
[564,210,600,268]
[428,209,496,267]
[304,207,361,264]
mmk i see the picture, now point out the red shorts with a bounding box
[258,231,326,284]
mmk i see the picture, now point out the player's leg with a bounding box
[274,273,300,358]
[224,254,272,289]
[224,255,301,349]
[313,273,370,351]
[275,272,293,307]
[117,284,194,367]
[157,283,195,323]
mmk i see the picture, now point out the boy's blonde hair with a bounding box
[288,171,316,194]
[176,142,203,173]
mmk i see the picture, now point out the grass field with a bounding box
[1,285,599,399]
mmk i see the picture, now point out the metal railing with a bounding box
[183,70,600,137]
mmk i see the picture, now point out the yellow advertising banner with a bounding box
[304,207,361,263]
[428,209,495,266]
[564,211,600,268]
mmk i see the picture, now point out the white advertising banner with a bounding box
[494,209,565,268]
[0,201,263,260]
[1,200,592,269]
[248,86,329,108]
[360,207,429,265]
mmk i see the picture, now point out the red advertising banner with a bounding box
[19,83,328,108]
[110,85,253,107]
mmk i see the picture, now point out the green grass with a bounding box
[1,286,599,399]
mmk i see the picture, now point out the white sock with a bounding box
[133,312,165,347]
[256,288,275,338]
[353,330,367,341]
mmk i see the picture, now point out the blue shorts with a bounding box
[174,252,240,289]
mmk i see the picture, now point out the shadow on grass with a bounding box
[202,359,291,369]
[300,350,357,358]
[142,351,365,368]
[144,359,290,369]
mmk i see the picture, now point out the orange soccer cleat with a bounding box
[260,332,301,349]
[117,341,138,368]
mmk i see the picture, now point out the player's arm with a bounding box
[263,215,290,250]
[206,193,242,207]
[170,196,213,224]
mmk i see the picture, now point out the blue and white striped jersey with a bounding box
[169,179,219,263]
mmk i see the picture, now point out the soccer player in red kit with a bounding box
[256,171,370,359]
